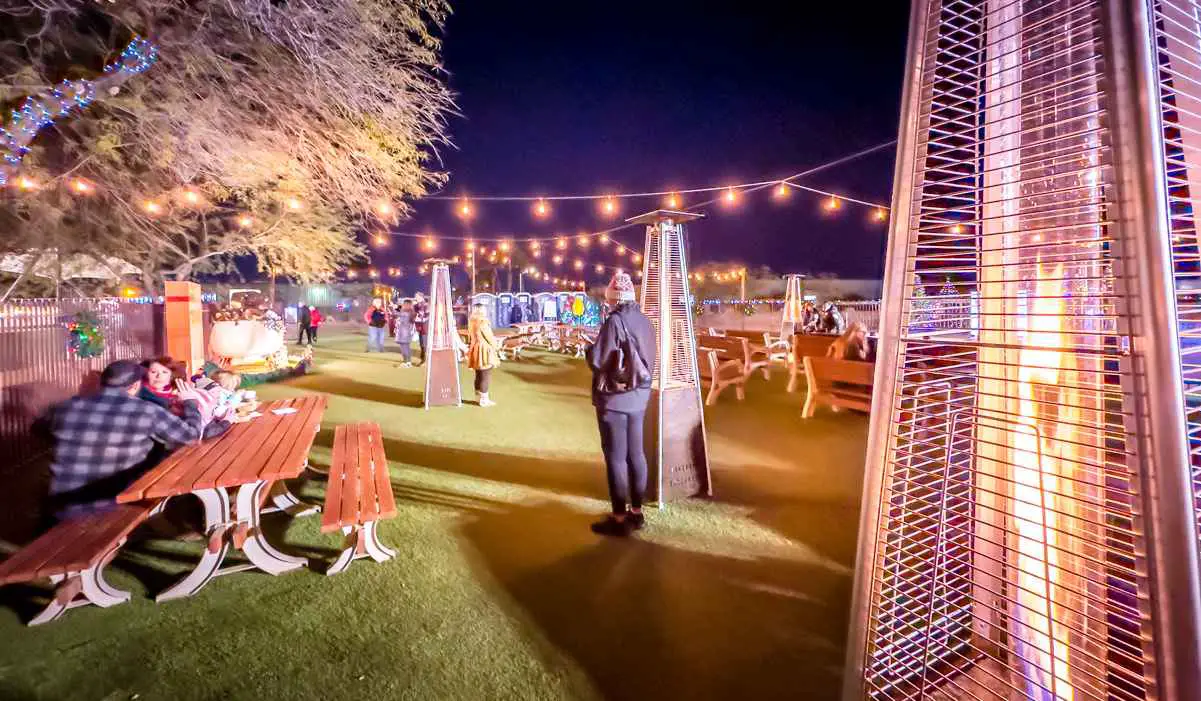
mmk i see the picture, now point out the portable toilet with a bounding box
[514,292,533,324]
[496,293,514,328]
[534,292,557,321]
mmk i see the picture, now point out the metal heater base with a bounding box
[423,348,461,408]
[646,386,712,504]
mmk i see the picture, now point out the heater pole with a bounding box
[1105,0,1201,695]
[841,0,929,697]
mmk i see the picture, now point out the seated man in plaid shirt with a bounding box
[38,359,230,521]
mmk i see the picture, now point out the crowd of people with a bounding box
[37,357,261,523]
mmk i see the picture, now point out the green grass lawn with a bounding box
[0,327,867,700]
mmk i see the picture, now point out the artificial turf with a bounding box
[0,327,868,700]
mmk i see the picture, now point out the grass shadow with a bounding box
[458,498,847,700]
[287,375,425,407]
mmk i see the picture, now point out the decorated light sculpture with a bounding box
[628,209,711,503]
[845,2,1201,699]
[423,259,461,409]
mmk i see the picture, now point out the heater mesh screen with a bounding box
[860,1,1156,699]
[1150,0,1201,597]
[639,220,700,389]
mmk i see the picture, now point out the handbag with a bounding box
[595,313,651,394]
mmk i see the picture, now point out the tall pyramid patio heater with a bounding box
[781,273,806,338]
[629,210,712,504]
[423,259,461,409]
[844,1,1201,700]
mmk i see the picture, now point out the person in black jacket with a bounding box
[585,271,657,536]
[297,304,313,345]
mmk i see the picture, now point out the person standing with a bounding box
[308,306,322,344]
[394,301,417,367]
[467,304,500,407]
[364,298,387,352]
[585,272,656,537]
[413,292,430,364]
[297,304,313,345]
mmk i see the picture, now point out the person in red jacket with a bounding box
[308,306,323,344]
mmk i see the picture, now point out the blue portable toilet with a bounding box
[513,292,533,324]
[496,293,514,328]
[534,292,557,321]
[470,292,497,327]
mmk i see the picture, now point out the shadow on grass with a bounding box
[289,375,424,407]
[458,498,847,701]
[505,366,590,389]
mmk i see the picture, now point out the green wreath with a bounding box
[65,311,105,358]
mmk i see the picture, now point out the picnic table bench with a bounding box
[498,332,535,360]
[710,329,777,378]
[322,423,397,575]
[696,335,748,405]
[0,501,162,625]
[801,356,874,417]
[787,333,838,392]
[117,395,328,601]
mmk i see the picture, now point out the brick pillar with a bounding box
[164,280,204,375]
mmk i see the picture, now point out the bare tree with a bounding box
[0,0,455,291]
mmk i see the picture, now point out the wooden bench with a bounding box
[322,423,398,576]
[698,334,768,384]
[0,501,161,625]
[717,329,775,379]
[787,333,838,392]
[696,338,748,405]
[801,356,874,417]
[498,332,535,360]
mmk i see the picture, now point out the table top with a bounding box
[118,395,328,503]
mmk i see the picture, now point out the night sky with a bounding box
[375,2,910,288]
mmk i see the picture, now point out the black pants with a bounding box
[596,408,648,513]
[416,329,426,361]
[309,325,318,342]
[474,368,492,393]
[298,324,313,344]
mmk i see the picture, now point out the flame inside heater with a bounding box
[1011,264,1073,700]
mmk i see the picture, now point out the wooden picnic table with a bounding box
[117,394,328,601]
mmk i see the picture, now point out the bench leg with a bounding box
[326,521,396,577]
[29,545,133,625]
[158,487,232,602]
[787,368,798,393]
[236,480,308,576]
[801,390,817,418]
[735,383,746,401]
[263,480,320,517]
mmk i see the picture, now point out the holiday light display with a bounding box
[1,37,158,186]
[64,311,105,358]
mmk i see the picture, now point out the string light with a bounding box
[632,253,642,264]
[616,244,626,255]
[577,234,590,248]
[823,195,841,211]
[599,233,610,244]
[666,193,680,209]
[369,269,379,278]
[601,197,617,216]
[595,263,605,273]
[556,236,567,250]
[533,199,549,218]
[286,197,302,211]
[374,234,387,246]
[723,187,738,206]
[499,240,511,252]
[69,178,92,195]
[183,190,201,205]
[574,259,584,270]
[15,175,36,191]
[533,249,542,259]
[422,236,437,252]
[143,200,162,215]
[774,182,790,199]
[377,201,394,216]
[348,270,357,279]
[949,223,963,234]
[873,208,887,222]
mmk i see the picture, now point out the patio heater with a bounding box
[844,1,1201,700]
[628,209,712,503]
[781,273,807,337]
[423,259,461,409]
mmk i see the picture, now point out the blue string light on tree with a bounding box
[0,36,158,186]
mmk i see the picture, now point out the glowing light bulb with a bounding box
[724,188,738,205]
[595,264,605,273]
[873,208,887,222]
[529,240,541,251]
[184,190,201,205]
[499,240,511,252]
[666,193,680,209]
[423,236,437,252]
[774,182,789,199]
[70,179,93,195]
[553,254,563,265]
[632,253,642,264]
[348,270,357,279]
[599,234,610,244]
[574,260,584,270]
[458,199,473,218]
[464,239,475,250]
[502,256,510,264]
[577,234,590,248]
[533,250,542,259]
[616,244,626,255]
[238,215,253,227]
[602,197,617,215]
[15,176,36,191]
[144,200,162,215]
[823,195,840,211]
[534,199,549,217]
[377,201,394,216]
[949,223,963,234]
[556,236,567,250]
[374,234,387,246]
